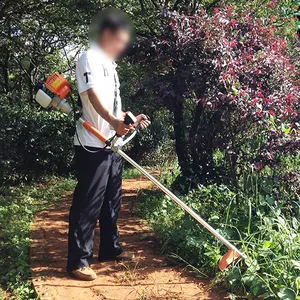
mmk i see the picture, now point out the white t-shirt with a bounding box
[74,45,122,148]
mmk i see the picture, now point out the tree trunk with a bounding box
[189,101,205,178]
[0,46,10,94]
[27,61,34,102]
[173,99,191,179]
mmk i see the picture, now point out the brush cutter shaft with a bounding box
[78,118,108,144]
[117,149,246,259]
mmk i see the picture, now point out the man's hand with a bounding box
[112,118,133,136]
[136,114,151,130]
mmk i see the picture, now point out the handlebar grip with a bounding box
[135,115,150,132]
[124,112,151,128]
[124,112,137,125]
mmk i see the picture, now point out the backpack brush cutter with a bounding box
[35,72,246,271]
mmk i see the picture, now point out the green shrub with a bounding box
[236,213,300,299]
[137,184,238,275]
[0,177,76,298]
[137,175,300,299]
[122,167,142,179]
[0,101,75,183]
[0,98,175,182]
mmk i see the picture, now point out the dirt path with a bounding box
[30,177,227,300]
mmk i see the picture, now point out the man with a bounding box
[67,9,150,281]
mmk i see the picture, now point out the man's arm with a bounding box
[114,72,150,131]
[87,88,132,136]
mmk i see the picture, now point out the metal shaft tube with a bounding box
[117,148,246,259]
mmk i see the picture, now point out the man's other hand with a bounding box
[136,114,151,130]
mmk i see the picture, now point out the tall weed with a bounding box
[137,170,300,299]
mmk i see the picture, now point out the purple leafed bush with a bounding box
[135,7,300,188]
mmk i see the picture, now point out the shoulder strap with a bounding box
[113,71,118,116]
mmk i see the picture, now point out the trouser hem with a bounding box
[98,247,124,260]
[66,259,91,272]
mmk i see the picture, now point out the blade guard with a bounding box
[218,248,240,271]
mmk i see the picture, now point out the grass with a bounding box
[118,261,140,284]
[136,170,300,299]
[0,177,76,299]
[123,167,142,179]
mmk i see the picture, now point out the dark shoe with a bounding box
[98,251,135,262]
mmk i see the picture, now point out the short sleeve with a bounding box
[76,54,103,94]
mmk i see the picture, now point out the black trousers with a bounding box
[67,146,123,271]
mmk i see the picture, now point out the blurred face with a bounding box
[100,29,131,60]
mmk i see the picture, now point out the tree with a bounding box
[134,7,300,189]
[0,0,146,102]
